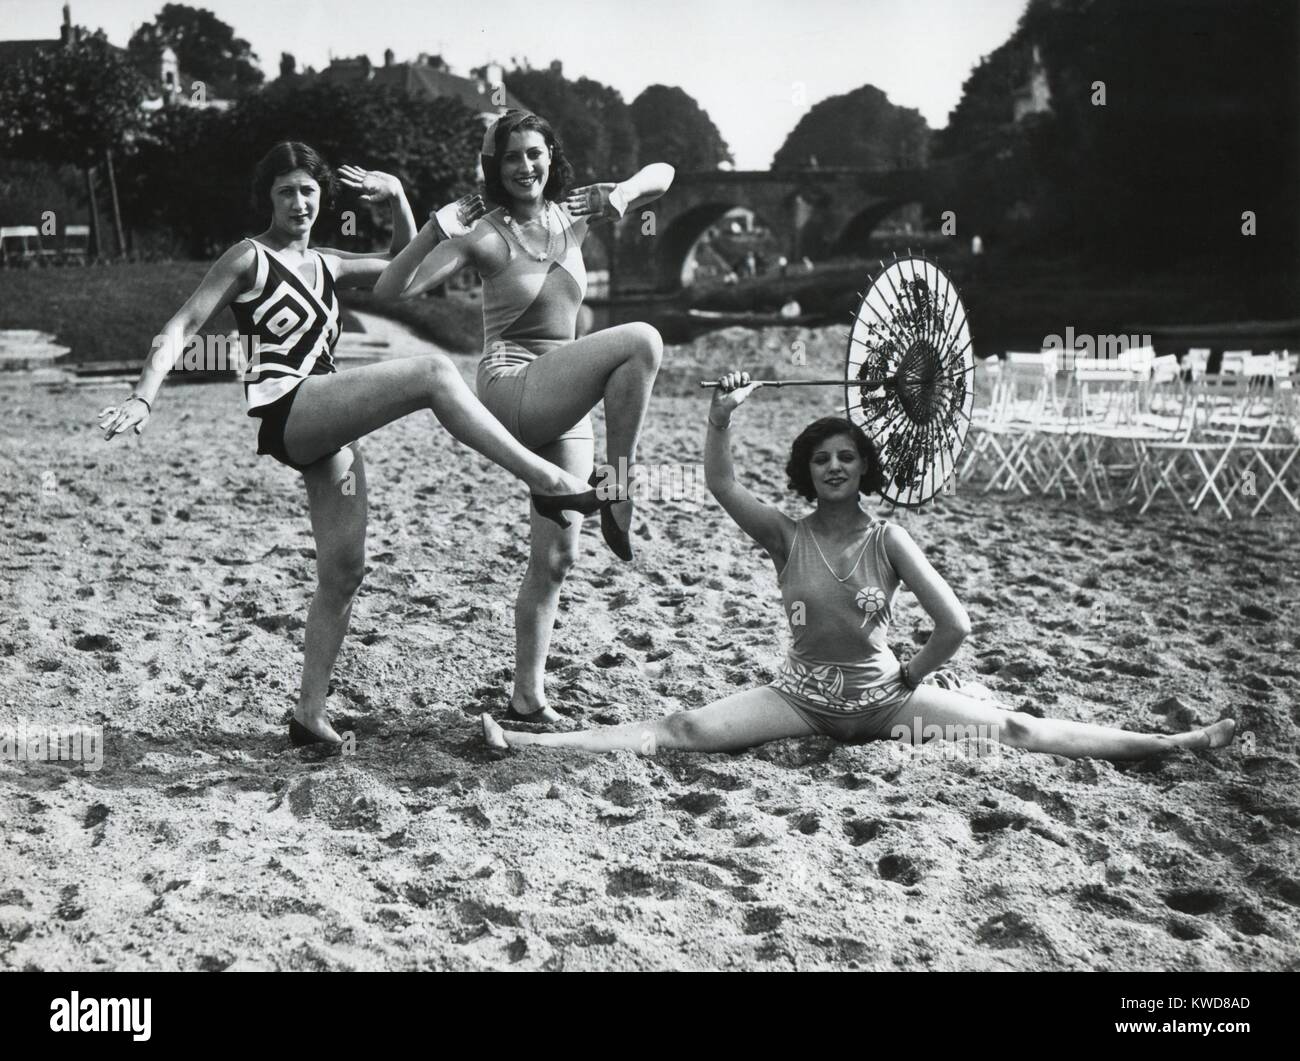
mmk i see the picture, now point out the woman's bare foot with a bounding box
[1171,717,1236,752]
[482,713,510,751]
[1201,717,1236,750]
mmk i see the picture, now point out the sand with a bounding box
[1,323,1297,971]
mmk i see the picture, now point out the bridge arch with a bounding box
[658,201,784,289]
[830,199,923,257]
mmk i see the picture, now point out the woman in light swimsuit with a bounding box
[97,141,609,748]
[377,110,675,725]
[482,370,1237,760]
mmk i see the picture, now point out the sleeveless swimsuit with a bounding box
[230,238,342,472]
[474,206,595,450]
[769,517,917,742]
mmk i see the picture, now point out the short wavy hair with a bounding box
[785,416,884,501]
[480,110,574,207]
[250,141,336,214]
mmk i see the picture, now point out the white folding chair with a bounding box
[1140,376,1258,518]
[1219,350,1251,376]
[1184,348,1210,382]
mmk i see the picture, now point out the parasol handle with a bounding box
[697,378,895,389]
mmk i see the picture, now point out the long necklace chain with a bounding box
[503,203,555,261]
[807,521,873,583]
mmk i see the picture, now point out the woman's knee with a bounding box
[532,540,579,582]
[995,710,1033,747]
[422,352,459,396]
[623,322,663,372]
[318,551,365,598]
[661,710,704,749]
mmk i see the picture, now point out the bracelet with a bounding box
[128,394,152,413]
[707,415,731,430]
[899,662,918,691]
[428,215,448,243]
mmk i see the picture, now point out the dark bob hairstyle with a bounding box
[480,110,574,207]
[785,416,885,501]
[250,141,336,214]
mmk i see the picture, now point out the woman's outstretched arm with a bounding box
[704,371,794,562]
[563,163,676,223]
[99,242,254,440]
[883,524,971,680]
[319,168,418,287]
[373,194,487,300]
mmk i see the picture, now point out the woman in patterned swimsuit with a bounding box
[97,142,609,748]
[482,371,1237,760]
[378,110,674,725]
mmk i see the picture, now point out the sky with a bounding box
[2,0,1028,168]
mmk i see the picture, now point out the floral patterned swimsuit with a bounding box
[769,517,916,742]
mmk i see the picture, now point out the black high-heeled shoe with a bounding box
[589,470,633,562]
[530,488,602,530]
[289,716,343,750]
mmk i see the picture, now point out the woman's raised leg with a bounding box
[897,685,1236,761]
[281,354,587,497]
[513,323,664,525]
[483,686,816,754]
[294,443,368,742]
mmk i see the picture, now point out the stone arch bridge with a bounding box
[592,167,933,296]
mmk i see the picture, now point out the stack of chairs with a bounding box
[961,346,1300,518]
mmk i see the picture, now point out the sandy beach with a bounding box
[1,324,1297,971]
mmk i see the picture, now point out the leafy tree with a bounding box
[933,0,1299,264]
[127,3,263,99]
[120,81,483,256]
[0,29,148,255]
[630,85,732,171]
[773,85,929,171]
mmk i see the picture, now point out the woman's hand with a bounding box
[431,193,486,239]
[709,370,762,426]
[563,183,629,221]
[337,166,402,203]
[98,396,150,440]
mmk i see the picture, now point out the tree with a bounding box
[0,29,148,256]
[933,0,1300,264]
[773,85,929,171]
[278,52,296,80]
[120,81,484,256]
[630,85,732,171]
[127,3,263,99]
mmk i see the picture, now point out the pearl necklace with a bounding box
[503,203,556,261]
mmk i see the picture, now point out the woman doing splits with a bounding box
[482,371,1237,761]
[98,141,609,748]
[377,110,675,724]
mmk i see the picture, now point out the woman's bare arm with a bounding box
[318,168,418,288]
[884,523,971,679]
[563,163,675,225]
[99,242,254,439]
[704,371,794,564]
[373,194,488,300]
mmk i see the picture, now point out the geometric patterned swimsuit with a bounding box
[768,517,917,742]
[230,239,341,471]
